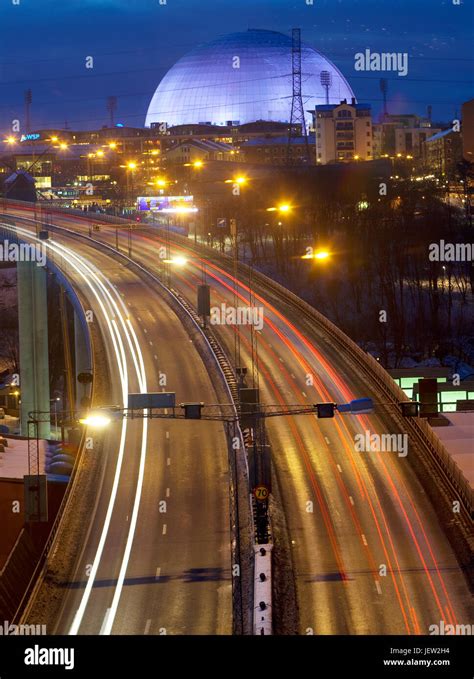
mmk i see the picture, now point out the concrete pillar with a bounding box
[74,310,91,411]
[17,261,50,439]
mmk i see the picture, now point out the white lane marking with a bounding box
[149,341,153,346]
[337,464,342,473]
[143,328,147,333]
[301,391,307,397]
[167,457,171,466]
[154,355,158,360]
[165,431,170,439]
[144,619,152,635]
[361,534,368,546]
[54,255,131,635]
[126,515,129,522]
[137,316,142,321]
[291,373,296,379]
[155,567,161,580]
[162,524,167,535]
[278,357,284,363]
[375,580,382,595]
[101,320,149,635]
[349,496,355,506]
[101,433,149,635]
[166,488,170,497]
[324,436,331,445]
[99,608,112,635]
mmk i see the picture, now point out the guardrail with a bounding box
[253,273,474,520]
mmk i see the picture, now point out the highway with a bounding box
[6,205,473,635]
[1,212,232,635]
[91,218,472,635]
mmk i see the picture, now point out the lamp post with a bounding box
[50,397,61,439]
[266,203,293,263]
[126,161,136,209]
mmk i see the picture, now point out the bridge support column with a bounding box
[17,261,50,439]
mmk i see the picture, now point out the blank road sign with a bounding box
[128,392,176,409]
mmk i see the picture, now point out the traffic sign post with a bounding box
[254,484,269,502]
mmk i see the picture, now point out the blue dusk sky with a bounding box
[0,0,472,133]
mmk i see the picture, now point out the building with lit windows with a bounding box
[313,100,372,164]
[424,128,462,177]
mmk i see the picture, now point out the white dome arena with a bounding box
[145,29,355,128]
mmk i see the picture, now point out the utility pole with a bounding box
[287,28,310,164]
[107,96,117,128]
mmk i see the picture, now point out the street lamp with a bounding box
[124,161,137,209]
[50,397,61,438]
[79,413,111,428]
[267,203,292,213]
[301,250,331,261]
[225,176,247,185]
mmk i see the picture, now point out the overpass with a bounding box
[1,201,473,635]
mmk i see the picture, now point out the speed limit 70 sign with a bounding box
[254,485,269,501]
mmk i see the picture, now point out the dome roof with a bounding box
[145,29,355,128]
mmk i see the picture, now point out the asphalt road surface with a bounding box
[6,207,473,635]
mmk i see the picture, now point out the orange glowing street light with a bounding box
[127,161,137,170]
[4,136,16,144]
[79,413,111,428]
[301,250,331,261]
[267,203,292,213]
[225,175,247,185]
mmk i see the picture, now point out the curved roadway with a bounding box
[5,206,473,635]
[1,212,232,635]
